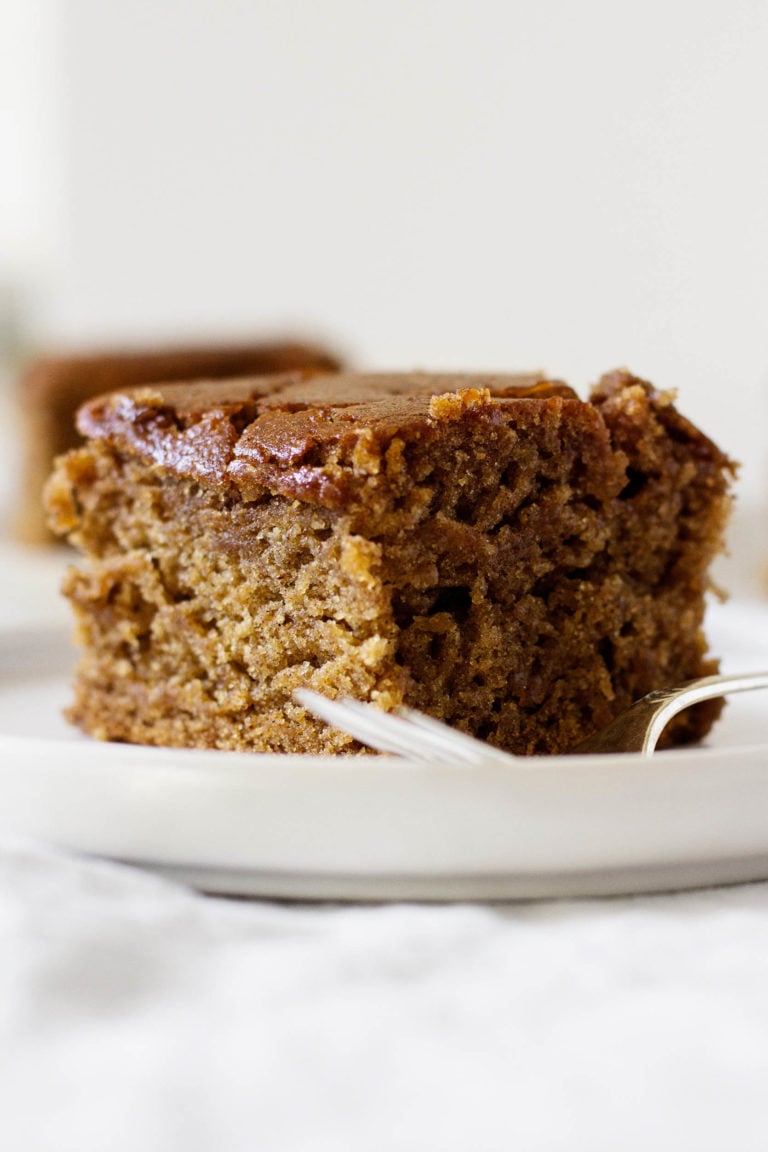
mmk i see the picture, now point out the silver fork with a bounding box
[295,670,768,765]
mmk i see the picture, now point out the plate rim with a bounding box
[2,615,768,900]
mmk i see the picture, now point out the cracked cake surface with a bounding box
[46,369,735,755]
[16,339,342,543]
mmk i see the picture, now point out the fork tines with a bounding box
[294,689,517,769]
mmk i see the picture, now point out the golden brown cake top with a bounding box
[17,339,343,545]
[76,371,579,505]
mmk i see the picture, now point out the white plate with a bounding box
[1,603,767,901]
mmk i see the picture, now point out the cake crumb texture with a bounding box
[46,370,735,755]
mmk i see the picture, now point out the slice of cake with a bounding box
[45,370,735,755]
[15,339,342,544]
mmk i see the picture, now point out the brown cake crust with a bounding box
[15,339,342,543]
[76,372,573,502]
[47,369,735,756]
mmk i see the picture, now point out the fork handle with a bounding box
[575,671,768,755]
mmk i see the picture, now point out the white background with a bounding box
[2,0,768,503]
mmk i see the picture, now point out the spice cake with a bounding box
[16,339,341,543]
[45,369,735,756]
